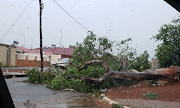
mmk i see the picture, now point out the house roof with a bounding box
[16,47,74,55]
[16,47,38,53]
[36,47,74,55]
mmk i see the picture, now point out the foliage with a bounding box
[26,67,57,84]
[115,40,151,71]
[153,17,180,67]
[47,74,89,92]
[115,38,136,61]
[26,31,151,93]
[71,31,113,65]
[26,68,43,83]
[90,89,103,100]
[92,89,101,97]
[66,65,106,78]
[129,51,151,71]
[68,31,139,74]
[65,31,118,91]
[0,62,3,67]
[65,31,150,91]
[142,92,158,99]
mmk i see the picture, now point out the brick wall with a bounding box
[15,54,50,67]
[61,54,72,59]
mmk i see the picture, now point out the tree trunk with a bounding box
[68,60,180,83]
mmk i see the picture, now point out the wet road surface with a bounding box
[5,77,103,108]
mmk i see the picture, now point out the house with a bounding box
[41,47,74,59]
[0,43,16,66]
[33,46,74,65]
[15,46,74,67]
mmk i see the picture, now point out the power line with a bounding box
[0,0,33,43]
[52,0,90,31]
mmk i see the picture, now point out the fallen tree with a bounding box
[67,60,180,83]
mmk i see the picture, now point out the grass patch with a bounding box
[142,92,158,99]
[111,103,123,108]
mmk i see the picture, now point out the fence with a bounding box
[17,53,26,60]
[16,53,62,67]
[16,53,61,61]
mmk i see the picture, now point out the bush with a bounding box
[26,67,57,84]
[26,68,43,83]
[26,67,90,92]
[46,74,89,92]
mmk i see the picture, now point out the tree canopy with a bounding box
[153,17,180,67]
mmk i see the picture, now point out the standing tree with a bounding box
[129,51,151,72]
[153,17,180,67]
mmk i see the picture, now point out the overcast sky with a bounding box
[0,0,179,59]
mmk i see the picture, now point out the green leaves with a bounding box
[26,67,58,84]
[47,74,89,92]
[143,92,158,99]
[129,50,151,72]
[0,62,3,66]
[26,31,152,92]
[26,68,43,83]
[120,38,132,44]
[153,17,180,67]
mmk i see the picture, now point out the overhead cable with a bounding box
[0,0,33,43]
[52,0,90,31]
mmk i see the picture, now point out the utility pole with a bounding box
[39,0,44,72]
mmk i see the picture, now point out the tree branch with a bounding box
[70,60,112,71]
[117,61,123,71]
[67,60,180,85]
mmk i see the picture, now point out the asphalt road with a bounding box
[5,77,103,108]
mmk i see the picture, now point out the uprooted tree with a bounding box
[59,32,178,91]
[27,31,180,92]
[68,60,180,83]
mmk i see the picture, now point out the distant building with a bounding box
[15,46,74,66]
[41,46,74,59]
[0,43,16,66]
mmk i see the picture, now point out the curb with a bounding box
[101,94,129,108]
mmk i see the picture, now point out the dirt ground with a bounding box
[95,81,180,108]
